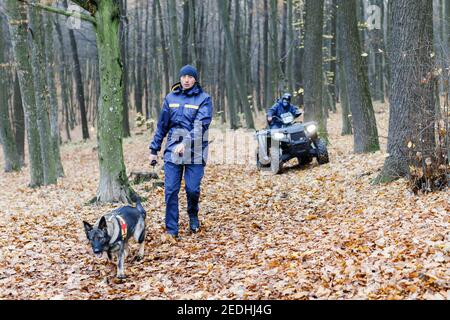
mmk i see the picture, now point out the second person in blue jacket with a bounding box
[267,93,302,129]
[149,65,213,240]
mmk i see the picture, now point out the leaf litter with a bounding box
[0,103,448,299]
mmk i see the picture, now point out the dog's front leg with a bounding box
[116,243,126,279]
[107,249,113,262]
[136,229,146,261]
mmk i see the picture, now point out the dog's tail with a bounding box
[130,193,146,217]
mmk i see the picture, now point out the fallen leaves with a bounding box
[0,103,449,299]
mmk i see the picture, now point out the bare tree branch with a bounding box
[70,0,97,15]
[18,0,97,25]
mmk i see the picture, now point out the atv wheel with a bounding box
[270,146,282,174]
[256,150,270,171]
[298,156,312,166]
[314,139,329,164]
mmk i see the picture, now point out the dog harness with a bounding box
[104,211,128,244]
[116,215,127,240]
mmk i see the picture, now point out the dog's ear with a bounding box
[83,221,92,239]
[98,216,107,230]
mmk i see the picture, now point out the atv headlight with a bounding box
[272,132,285,140]
[306,124,317,134]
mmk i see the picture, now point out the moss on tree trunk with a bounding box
[94,0,132,203]
[29,6,57,185]
[0,18,21,172]
[44,15,64,178]
[5,0,43,186]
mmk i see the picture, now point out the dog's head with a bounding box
[83,217,111,258]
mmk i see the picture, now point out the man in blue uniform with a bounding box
[149,65,213,240]
[267,93,302,129]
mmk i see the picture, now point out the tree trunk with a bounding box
[263,0,269,109]
[246,0,254,100]
[68,72,76,129]
[337,30,353,136]
[94,0,133,203]
[367,0,384,102]
[194,0,203,73]
[189,0,197,67]
[13,71,25,165]
[0,17,21,172]
[322,72,333,118]
[268,0,279,103]
[151,0,162,118]
[134,3,144,115]
[44,15,64,177]
[63,0,89,140]
[143,2,150,119]
[54,18,72,142]
[5,0,43,186]
[286,0,294,93]
[329,0,337,111]
[445,0,450,58]
[84,60,91,121]
[0,85,20,172]
[378,0,386,103]
[219,31,228,124]
[384,0,392,97]
[217,0,255,129]
[182,0,191,65]
[294,6,305,106]
[337,0,379,153]
[376,0,436,182]
[234,0,243,114]
[433,0,444,94]
[223,1,238,129]
[168,0,182,81]
[281,0,288,86]
[29,5,57,185]
[119,0,131,137]
[303,0,327,139]
[256,17,263,111]
[156,0,170,94]
[358,0,368,77]
[226,52,238,129]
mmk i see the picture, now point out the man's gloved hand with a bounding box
[149,153,158,165]
[267,116,273,123]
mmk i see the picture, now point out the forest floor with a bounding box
[0,103,449,300]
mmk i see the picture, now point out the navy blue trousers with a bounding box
[164,162,205,235]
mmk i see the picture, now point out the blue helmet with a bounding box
[282,93,292,102]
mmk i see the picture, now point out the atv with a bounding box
[255,112,329,174]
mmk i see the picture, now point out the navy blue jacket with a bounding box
[267,100,301,128]
[149,83,213,165]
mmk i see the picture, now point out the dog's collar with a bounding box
[116,216,127,241]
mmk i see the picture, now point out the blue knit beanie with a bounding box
[179,65,198,81]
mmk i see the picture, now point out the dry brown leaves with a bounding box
[0,103,449,300]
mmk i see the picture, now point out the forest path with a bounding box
[0,103,448,299]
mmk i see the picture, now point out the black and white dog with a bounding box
[83,194,146,279]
